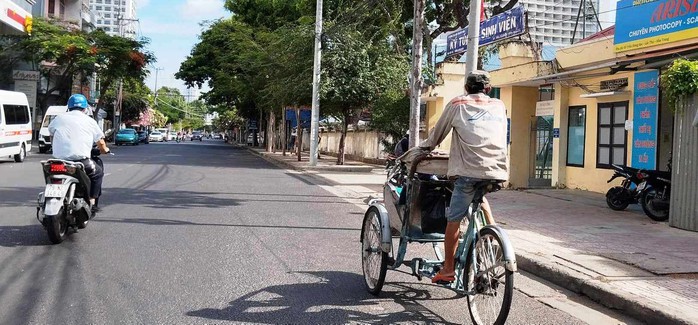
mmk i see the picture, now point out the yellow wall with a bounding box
[500,86,538,188]
[561,72,636,193]
[421,63,466,151]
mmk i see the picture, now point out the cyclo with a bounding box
[361,150,517,325]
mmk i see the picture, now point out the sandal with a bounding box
[432,272,455,283]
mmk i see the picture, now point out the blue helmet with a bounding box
[67,94,89,111]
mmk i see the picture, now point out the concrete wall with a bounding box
[670,95,698,232]
[317,130,387,160]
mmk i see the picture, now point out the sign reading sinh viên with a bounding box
[446,6,526,57]
[614,0,698,52]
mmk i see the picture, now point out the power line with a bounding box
[528,2,631,30]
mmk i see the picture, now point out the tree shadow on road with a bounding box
[186,271,460,324]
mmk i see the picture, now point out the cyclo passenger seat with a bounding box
[471,180,504,204]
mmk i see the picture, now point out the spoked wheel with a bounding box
[361,207,388,295]
[465,227,514,325]
[45,209,67,244]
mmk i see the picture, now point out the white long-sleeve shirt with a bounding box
[420,93,509,180]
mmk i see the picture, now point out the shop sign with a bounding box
[14,79,36,109]
[631,70,659,170]
[535,100,555,116]
[0,0,32,34]
[614,0,698,52]
[600,78,629,91]
[12,70,39,81]
[446,6,526,57]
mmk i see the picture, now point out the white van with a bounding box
[0,90,32,162]
[38,105,68,153]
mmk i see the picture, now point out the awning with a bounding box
[532,43,698,83]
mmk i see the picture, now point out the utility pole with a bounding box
[309,0,323,166]
[409,0,425,149]
[153,67,163,105]
[464,0,483,79]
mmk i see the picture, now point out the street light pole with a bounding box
[309,0,323,166]
[464,0,482,78]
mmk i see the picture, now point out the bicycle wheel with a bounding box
[465,227,514,325]
[361,207,388,295]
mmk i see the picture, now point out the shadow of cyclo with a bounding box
[186,271,461,324]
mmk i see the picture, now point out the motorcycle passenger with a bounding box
[48,94,110,214]
[418,70,509,284]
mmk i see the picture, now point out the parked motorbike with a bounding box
[37,148,107,244]
[638,169,671,221]
[605,164,643,210]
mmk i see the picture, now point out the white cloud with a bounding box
[179,0,225,20]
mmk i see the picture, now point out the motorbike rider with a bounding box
[48,94,110,214]
[417,70,509,283]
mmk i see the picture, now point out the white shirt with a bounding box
[420,93,509,180]
[48,110,104,160]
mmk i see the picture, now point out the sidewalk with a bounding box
[242,145,698,324]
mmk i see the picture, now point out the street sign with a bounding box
[446,6,526,57]
[248,119,258,130]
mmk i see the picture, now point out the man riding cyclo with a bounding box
[48,94,111,214]
[414,70,509,284]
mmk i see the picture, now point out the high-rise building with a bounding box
[89,0,136,38]
[519,0,609,46]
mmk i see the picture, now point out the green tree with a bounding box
[0,18,97,112]
[213,109,244,132]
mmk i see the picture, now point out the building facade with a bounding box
[520,0,602,46]
[89,0,136,38]
[0,0,33,35]
[32,0,95,31]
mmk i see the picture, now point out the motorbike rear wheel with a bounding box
[46,209,67,244]
[605,186,630,211]
[641,188,669,222]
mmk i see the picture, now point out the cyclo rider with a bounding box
[48,94,111,214]
[416,70,509,284]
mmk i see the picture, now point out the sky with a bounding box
[137,0,229,101]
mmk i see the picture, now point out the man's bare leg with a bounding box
[435,221,461,279]
[481,197,496,225]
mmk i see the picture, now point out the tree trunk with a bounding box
[296,108,302,162]
[267,110,275,152]
[337,109,349,165]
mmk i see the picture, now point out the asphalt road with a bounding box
[0,140,636,324]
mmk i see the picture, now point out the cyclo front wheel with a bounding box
[361,207,388,295]
[465,227,514,325]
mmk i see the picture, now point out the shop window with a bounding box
[567,106,586,166]
[539,84,554,101]
[597,102,628,168]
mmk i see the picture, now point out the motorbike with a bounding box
[605,164,643,211]
[37,148,107,244]
[638,169,671,221]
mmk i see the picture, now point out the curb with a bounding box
[242,146,375,172]
[516,252,694,325]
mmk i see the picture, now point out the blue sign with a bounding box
[446,6,526,57]
[614,0,698,52]
[553,128,560,138]
[285,108,312,128]
[631,70,659,170]
[248,119,258,130]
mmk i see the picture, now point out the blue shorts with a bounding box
[447,177,482,222]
